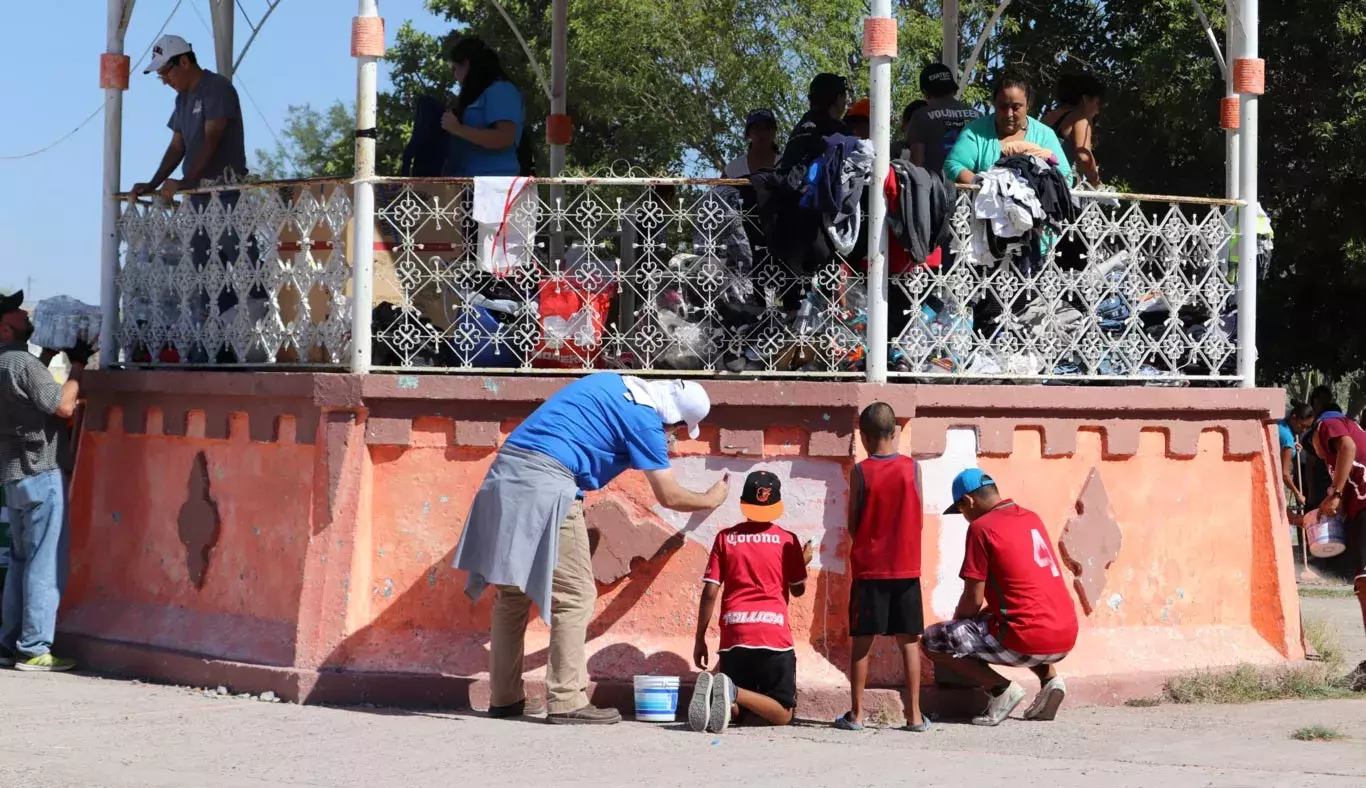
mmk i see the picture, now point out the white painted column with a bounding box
[865,0,894,383]
[1235,0,1259,387]
[211,0,236,79]
[99,0,131,366]
[1225,0,1241,200]
[350,0,381,374]
[942,0,959,79]
[550,0,567,177]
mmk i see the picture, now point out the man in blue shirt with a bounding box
[454,373,728,724]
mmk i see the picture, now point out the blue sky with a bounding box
[0,0,450,304]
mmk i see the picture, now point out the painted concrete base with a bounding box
[62,373,1305,713]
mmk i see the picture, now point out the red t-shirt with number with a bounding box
[703,521,809,652]
[960,501,1078,656]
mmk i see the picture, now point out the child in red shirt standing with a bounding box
[690,470,813,734]
[835,402,930,732]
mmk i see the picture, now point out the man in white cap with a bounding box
[131,35,248,201]
[454,372,727,724]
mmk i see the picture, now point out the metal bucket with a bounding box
[1303,510,1348,558]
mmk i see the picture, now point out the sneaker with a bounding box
[708,673,734,734]
[546,704,621,725]
[972,682,1025,726]
[1023,677,1067,721]
[688,673,714,732]
[14,653,77,673]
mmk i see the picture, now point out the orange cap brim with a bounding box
[740,501,785,523]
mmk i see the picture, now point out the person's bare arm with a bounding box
[693,582,721,669]
[846,465,864,536]
[954,578,987,621]
[180,118,228,186]
[1324,437,1356,515]
[645,468,728,512]
[955,168,977,185]
[1071,118,1101,186]
[909,142,926,167]
[1281,446,1304,504]
[131,134,187,196]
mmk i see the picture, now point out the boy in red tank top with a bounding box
[834,403,929,732]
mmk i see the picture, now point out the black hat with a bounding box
[0,290,24,318]
[741,470,784,523]
[744,108,777,134]
[920,63,958,95]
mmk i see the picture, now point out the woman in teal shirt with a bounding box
[441,37,526,177]
[944,72,1071,184]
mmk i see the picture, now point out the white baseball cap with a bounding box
[658,381,711,440]
[145,35,194,74]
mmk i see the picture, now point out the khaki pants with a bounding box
[489,500,596,714]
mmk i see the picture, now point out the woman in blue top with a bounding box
[944,71,1071,184]
[1280,401,1315,510]
[441,36,526,177]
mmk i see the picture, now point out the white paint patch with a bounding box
[920,428,980,619]
[653,457,849,572]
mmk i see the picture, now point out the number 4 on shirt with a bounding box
[1032,529,1060,577]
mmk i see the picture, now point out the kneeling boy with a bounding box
[690,470,813,733]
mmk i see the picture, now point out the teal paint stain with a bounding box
[422,501,431,516]
[383,578,395,599]
[397,376,419,390]
[822,412,831,421]
[482,378,501,395]
[252,527,261,536]
[428,568,438,588]
[1177,587,1186,600]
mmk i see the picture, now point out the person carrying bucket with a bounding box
[453,373,727,725]
[1308,409,1366,638]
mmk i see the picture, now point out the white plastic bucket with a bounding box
[633,675,680,722]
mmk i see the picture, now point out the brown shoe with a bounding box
[546,704,622,725]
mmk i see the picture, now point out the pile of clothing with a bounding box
[751,134,873,275]
[885,159,955,265]
[964,154,1079,271]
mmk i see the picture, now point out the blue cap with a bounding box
[945,469,995,514]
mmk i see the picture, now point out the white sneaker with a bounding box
[972,682,1026,726]
[1023,677,1066,721]
[687,673,714,732]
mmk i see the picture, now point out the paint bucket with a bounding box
[633,675,680,722]
[1303,510,1348,558]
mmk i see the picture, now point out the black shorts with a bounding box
[849,578,925,638]
[718,647,797,711]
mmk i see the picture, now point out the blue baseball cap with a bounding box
[944,469,996,514]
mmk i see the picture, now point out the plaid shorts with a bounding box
[924,615,1068,668]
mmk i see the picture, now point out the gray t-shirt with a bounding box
[907,98,980,175]
[168,70,248,185]
[0,345,63,485]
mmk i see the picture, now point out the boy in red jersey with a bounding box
[689,470,813,733]
[835,402,930,732]
[925,469,1079,726]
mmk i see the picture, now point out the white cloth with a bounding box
[621,377,710,439]
[474,176,538,276]
[968,167,1046,264]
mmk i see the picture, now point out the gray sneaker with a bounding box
[972,682,1026,726]
[547,705,622,725]
[708,673,734,734]
[687,673,714,732]
[1023,677,1066,721]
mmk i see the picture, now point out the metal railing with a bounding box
[113,176,1244,383]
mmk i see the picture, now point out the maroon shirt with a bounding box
[1317,416,1366,519]
[850,454,924,580]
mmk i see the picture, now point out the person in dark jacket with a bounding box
[779,73,852,169]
